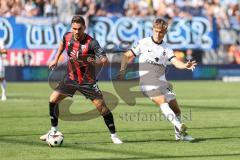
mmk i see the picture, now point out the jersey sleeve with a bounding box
[90,39,106,58]
[130,41,141,56]
[166,48,176,62]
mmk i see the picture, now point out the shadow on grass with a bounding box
[0,137,47,147]
[0,115,48,119]
[6,95,46,100]
[196,136,240,141]
[132,102,240,110]
[119,125,240,133]
[123,137,238,144]
[1,137,240,159]
[57,153,240,160]
[123,138,175,143]
[1,125,240,138]
[183,105,240,110]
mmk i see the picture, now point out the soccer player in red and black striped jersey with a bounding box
[40,15,122,144]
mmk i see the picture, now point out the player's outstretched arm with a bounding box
[49,41,65,70]
[171,57,197,71]
[117,50,135,80]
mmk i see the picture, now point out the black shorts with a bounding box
[55,78,103,100]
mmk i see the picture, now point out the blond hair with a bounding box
[153,18,168,31]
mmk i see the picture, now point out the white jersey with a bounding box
[132,37,175,67]
[131,37,175,88]
[131,37,176,101]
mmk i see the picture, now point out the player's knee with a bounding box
[49,95,59,103]
[49,98,57,103]
[152,95,166,105]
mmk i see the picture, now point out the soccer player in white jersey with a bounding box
[118,18,197,141]
[0,40,7,101]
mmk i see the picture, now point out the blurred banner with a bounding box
[0,16,69,49]
[1,16,222,51]
[89,16,217,51]
[5,49,67,66]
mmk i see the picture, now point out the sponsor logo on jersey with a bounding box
[163,50,166,56]
[145,59,164,67]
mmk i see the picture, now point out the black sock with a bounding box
[103,112,116,134]
[49,102,59,127]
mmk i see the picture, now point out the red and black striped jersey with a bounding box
[62,32,106,84]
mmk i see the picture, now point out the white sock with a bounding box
[174,115,182,134]
[51,126,58,132]
[160,103,182,130]
[111,133,117,137]
[1,79,6,96]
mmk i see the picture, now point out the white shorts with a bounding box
[140,81,176,103]
[0,65,5,78]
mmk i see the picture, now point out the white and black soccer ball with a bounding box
[46,131,64,147]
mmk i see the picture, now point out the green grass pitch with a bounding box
[0,81,240,160]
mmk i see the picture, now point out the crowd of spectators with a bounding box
[0,0,239,30]
[0,0,239,28]
[0,0,239,64]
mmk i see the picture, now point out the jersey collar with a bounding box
[151,36,163,45]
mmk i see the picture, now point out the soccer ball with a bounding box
[46,131,64,147]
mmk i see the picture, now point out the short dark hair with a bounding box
[71,15,85,25]
[153,18,168,31]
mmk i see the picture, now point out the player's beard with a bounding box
[74,33,84,41]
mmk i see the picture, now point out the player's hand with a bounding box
[186,60,197,71]
[92,56,109,65]
[87,57,95,64]
[49,60,58,70]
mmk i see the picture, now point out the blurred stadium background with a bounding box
[0,0,239,81]
[0,0,240,159]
